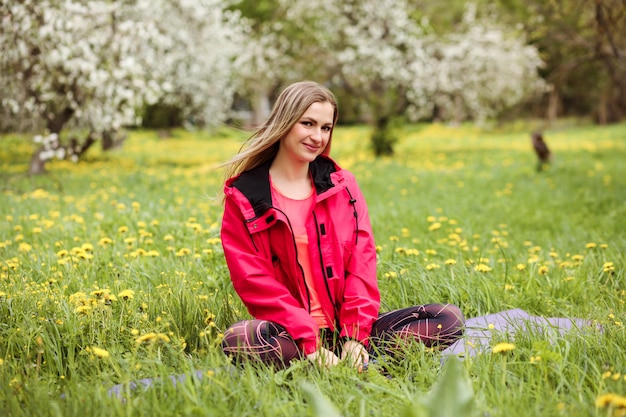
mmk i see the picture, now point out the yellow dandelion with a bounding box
[135,332,170,345]
[445,259,457,266]
[585,242,597,249]
[175,247,191,256]
[515,263,526,271]
[74,305,92,315]
[98,237,113,247]
[164,234,175,241]
[18,242,32,252]
[492,342,516,354]
[118,289,135,301]
[474,264,493,273]
[87,346,110,359]
[596,393,626,409]
[603,262,616,273]
[428,222,442,231]
[118,226,129,234]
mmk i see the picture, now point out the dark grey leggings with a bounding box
[222,303,464,367]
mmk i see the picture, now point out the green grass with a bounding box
[1,122,625,416]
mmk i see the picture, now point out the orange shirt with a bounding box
[271,179,332,329]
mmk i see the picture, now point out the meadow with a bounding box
[0,121,625,416]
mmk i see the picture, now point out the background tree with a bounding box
[495,0,626,124]
[411,4,545,125]
[235,0,544,155]
[0,0,248,174]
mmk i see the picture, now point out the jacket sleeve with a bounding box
[220,194,320,355]
[337,178,381,344]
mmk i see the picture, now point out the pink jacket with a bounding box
[221,155,380,355]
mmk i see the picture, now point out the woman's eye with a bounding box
[322,126,332,132]
[301,121,312,127]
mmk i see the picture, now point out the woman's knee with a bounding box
[221,319,300,367]
[441,303,465,326]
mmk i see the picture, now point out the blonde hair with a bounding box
[222,81,338,180]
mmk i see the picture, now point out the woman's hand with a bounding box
[306,347,340,368]
[341,340,369,372]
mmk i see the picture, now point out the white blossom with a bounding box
[0,0,249,138]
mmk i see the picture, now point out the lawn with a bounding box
[0,121,625,416]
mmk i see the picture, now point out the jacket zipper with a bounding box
[313,211,340,331]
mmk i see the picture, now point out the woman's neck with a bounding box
[269,155,312,199]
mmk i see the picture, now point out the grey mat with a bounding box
[441,308,598,358]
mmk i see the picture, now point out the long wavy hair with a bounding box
[222,81,338,181]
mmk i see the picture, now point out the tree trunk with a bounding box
[547,86,560,123]
[101,130,126,151]
[251,86,271,128]
[28,148,48,175]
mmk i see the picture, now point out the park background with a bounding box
[1,1,625,416]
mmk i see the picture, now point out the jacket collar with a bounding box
[226,155,341,219]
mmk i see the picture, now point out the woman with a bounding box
[220,81,464,371]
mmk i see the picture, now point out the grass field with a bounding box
[1,121,625,416]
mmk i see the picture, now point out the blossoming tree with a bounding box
[0,0,247,174]
[237,0,544,155]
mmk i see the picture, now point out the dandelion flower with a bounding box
[596,393,626,409]
[99,237,113,247]
[135,332,170,345]
[428,222,442,231]
[118,289,135,301]
[538,266,549,275]
[445,259,457,266]
[515,263,526,271]
[87,346,110,359]
[474,264,492,273]
[74,305,92,315]
[585,242,597,249]
[492,342,516,354]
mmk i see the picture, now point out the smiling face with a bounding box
[278,101,335,165]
